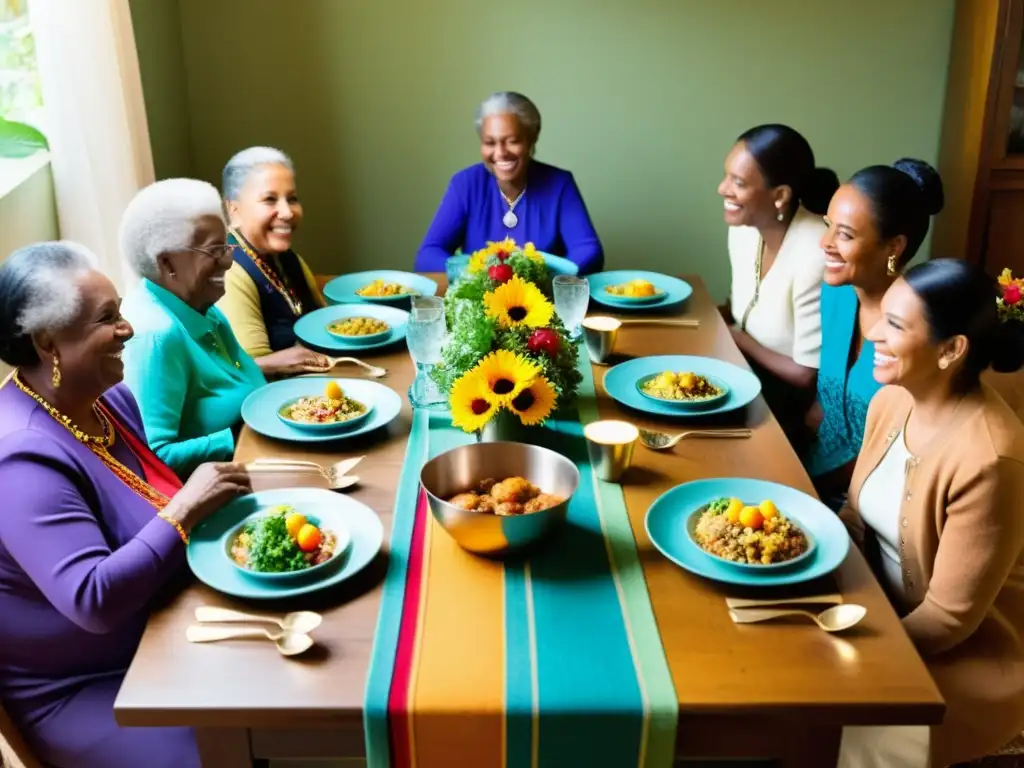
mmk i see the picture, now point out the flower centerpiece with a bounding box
[434,239,582,439]
[996,268,1024,373]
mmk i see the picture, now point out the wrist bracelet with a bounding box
[158,512,189,545]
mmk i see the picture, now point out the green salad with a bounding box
[235,507,309,573]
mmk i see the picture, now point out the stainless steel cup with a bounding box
[582,316,621,365]
[583,420,639,483]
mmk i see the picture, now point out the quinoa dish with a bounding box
[446,477,564,517]
[691,496,810,566]
[604,278,663,299]
[356,279,416,298]
[279,381,368,425]
[327,316,390,337]
[640,371,725,403]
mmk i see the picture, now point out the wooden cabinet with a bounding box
[935,0,1024,275]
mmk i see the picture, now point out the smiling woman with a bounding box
[119,178,267,479]
[805,159,945,508]
[415,91,604,275]
[216,147,330,375]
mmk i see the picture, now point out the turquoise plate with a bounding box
[587,271,692,310]
[605,355,761,417]
[188,488,384,599]
[226,508,353,582]
[446,251,578,283]
[539,251,580,276]
[645,478,849,587]
[294,304,408,353]
[323,270,438,305]
[241,377,401,444]
[635,372,731,409]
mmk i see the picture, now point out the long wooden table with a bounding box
[115,275,944,767]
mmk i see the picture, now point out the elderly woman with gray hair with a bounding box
[218,146,330,365]
[0,241,250,767]
[415,91,604,274]
[120,178,272,479]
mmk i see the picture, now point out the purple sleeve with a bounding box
[415,175,468,272]
[558,173,604,274]
[0,431,184,634]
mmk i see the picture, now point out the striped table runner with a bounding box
[365,355,678,767]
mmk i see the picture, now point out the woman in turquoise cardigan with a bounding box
[120,178,267,479]
[806,159,944,508]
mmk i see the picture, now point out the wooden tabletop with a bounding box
[114,274,943,762]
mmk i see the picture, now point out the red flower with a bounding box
[495,250,510,262]
[488,264,514,283]
[1005,284,1022,306]
[527,328,561,358]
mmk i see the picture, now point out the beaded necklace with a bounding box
[229,229,303,316]
[11,371,170,511]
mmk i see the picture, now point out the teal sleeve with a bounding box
[124,329,235,478]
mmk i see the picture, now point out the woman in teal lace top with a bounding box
[805,159,944,508]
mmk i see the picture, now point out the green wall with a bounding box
[133,0,955,299]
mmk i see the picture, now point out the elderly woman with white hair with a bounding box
[0,241,250,767]
[217,146,331,369]
[415,91,604,274]
[120,178,268,479]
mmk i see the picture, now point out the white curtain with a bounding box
[27,0,154,289]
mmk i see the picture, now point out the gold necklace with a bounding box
[229,229,303,316]
[12,371,113,446]
[11,371,170,511]
[739,237,765,332]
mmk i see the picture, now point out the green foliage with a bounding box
[244,512,309,573]
[0,4,44,128]
[0,116,46,158]
[432,254,581,409]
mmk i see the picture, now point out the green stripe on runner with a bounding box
[576,349,679,768]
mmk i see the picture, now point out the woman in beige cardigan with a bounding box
[838,259,1024,767]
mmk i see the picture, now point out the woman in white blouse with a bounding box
[718,124,838,449]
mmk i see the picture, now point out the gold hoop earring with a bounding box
[51,355,61,388]
[887,254,898,276]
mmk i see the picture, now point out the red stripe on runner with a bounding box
[387,489,430,766]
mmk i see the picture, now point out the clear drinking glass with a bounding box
[407,296,448,408]
[552,275,590,340]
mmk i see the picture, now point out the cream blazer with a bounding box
[728,206,827,368]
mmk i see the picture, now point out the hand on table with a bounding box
[162,462,252,532]
[258,345,332,377]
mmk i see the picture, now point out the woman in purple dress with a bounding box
[415,91,605,274]
[0,242,251,768]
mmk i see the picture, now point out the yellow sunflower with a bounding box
[486,237,518,257]
[483,275,554,329]
[999,268,1014,287]
[521,242,544,264]
[449,370,499,432]
[508,376,557,426]
[472,349,540,405]
[468,249,490,274]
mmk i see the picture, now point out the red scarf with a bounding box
[99,403,183,499]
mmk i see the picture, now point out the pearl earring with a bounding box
[776,204,784,222]
[938,359,949,370]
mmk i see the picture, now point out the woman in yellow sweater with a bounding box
[838,259,1024,767]
[216,146,331,376]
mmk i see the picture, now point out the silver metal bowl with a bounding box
[420,441,580,557]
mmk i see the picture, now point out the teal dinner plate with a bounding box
[276,395,374,432]
[225,506,354,582]
[539,251,580,276]
[635,372,731,409]
[604,356,761,417]
[323,270,438,305]
[241,377,401,443]
[587,271,692,310]
[645,478,849,587]
[188,487,384,599]
[294,304,408,353]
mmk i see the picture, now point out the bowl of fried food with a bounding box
[420,442,580,557]
[325,315,391,345]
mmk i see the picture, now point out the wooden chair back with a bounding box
[0,701,43,768]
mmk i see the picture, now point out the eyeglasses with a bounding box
[187,244,236,260]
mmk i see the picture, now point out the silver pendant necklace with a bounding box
[500,186,526,229]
